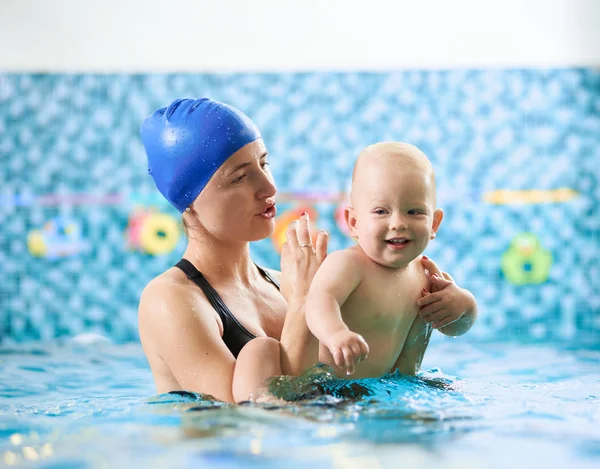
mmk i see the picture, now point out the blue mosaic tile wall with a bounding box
[0,70,599,344]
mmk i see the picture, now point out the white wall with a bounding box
[1,0,599,72]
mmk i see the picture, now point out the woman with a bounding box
[138,98,475,403]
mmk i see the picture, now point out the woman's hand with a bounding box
[280,212,328,306]
[417,256,478,336]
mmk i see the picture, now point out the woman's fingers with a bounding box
[442,272,454,282]
[429,273,453,289]
[297,212,312,246]
[425,309,450,323]
[287,213,321,254]
[315,230,328,263]
[421,256,444,278]
[419,303,444,319]
[432,315,455,329]
[417,292,442,307]
[285,220,300,249]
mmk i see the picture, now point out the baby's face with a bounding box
[349,158,441,269]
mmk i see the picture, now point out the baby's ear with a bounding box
[344,206,359,237]
[430,208,444,239]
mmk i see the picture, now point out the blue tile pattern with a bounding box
[0,70,598,343]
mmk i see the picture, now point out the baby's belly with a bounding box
[318,326,409,379]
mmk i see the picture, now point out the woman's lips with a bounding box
[257,205,277,219]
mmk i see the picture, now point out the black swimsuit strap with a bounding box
[256,265,281,290]
[176,259,280,291]
[175,259,256,340]
[174,259,281,359]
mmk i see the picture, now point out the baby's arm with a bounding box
[232,337,282,403]
[305,249,369,375]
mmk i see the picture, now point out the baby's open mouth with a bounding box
[386,238,410,245]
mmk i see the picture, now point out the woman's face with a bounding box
[190,140,277,243]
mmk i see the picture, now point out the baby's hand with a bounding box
[325,330,369,376]
[418,256,475,330]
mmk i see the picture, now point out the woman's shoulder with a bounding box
[139,267,209,323]
[138,266,224,345]
[141,267,188,300]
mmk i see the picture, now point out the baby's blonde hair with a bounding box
[351,142,436,205]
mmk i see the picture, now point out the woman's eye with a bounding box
[232,174,246,184]
[261,161,270,169]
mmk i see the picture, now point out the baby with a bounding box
[305,142,475,378]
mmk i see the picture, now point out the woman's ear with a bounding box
[181,205,204,239]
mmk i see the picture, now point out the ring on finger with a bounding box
[300,243,313,248]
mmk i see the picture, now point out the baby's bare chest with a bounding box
[342,269,427,332]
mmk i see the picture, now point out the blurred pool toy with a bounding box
[141,212,180,255]
[271,206,320,253]
[126,207,151,250]
[127,208,180,256]
[27,217,89,259]
[501,233,552,285]
[27,230,47,257]
[484,188,578,205]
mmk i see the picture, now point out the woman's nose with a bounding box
[257,170,277,199]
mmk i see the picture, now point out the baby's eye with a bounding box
[374,209,387,215]
[408,209,425,215]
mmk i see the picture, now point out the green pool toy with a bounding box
[501,233,552,285]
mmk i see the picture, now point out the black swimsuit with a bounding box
[174,259,280,358]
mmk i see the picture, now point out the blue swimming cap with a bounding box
[141,98,262,212]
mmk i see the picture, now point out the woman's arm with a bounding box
[392,315,432,375]
[138,280,237,403]
[278,213,329,376]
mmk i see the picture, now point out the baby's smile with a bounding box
[385,237,411,249]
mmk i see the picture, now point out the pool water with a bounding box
[1,337,599,468]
